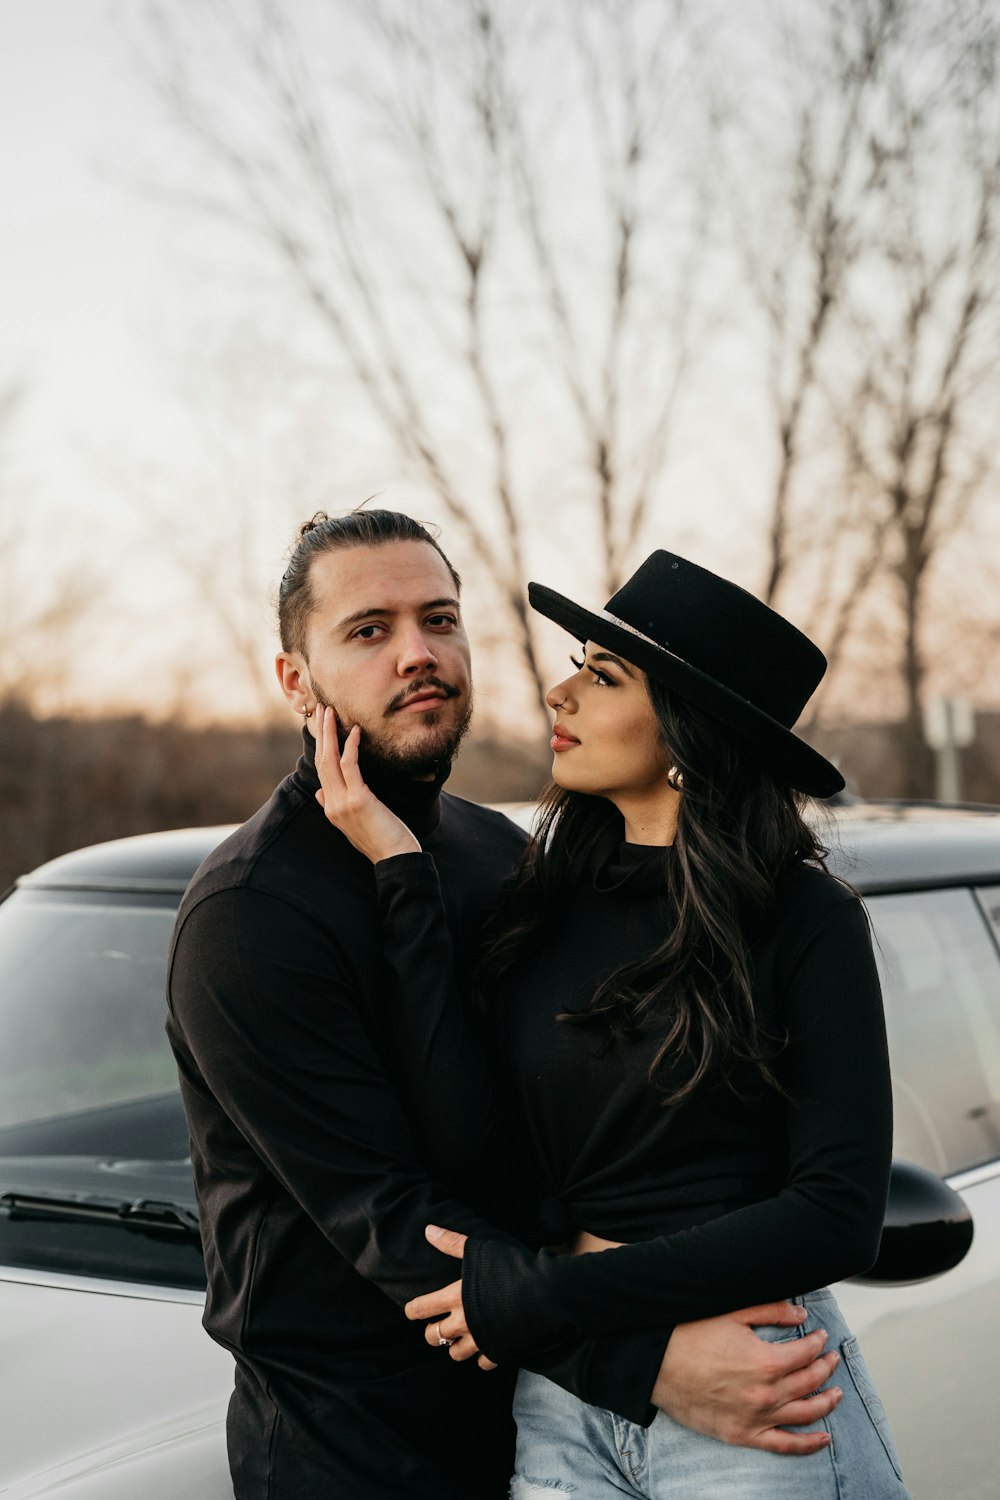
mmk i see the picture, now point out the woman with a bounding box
[316,550,908,1498]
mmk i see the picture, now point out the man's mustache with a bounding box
[384,677,462,715]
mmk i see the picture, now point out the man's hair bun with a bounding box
[298,512,332,539]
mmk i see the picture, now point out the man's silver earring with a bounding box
[667,765,684,791]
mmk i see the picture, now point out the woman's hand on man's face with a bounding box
[314,708,421,862]
[404,1225,498,1370]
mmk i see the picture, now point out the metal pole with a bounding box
[935,699,961,804]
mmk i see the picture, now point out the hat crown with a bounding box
[605,552,825,727]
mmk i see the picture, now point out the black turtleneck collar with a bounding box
[290,725,450,842]
[594,839,672,896]
[584,812,673,896]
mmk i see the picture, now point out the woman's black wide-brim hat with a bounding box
[528,550,844,799]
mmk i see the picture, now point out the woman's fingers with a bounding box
[477,1354,498,1372]
[425,1224,467,1259]
[340,719,362,785]
[405,1278,463,1322]
[443,1333,481,1362]
[315,709,357,812]
[315,707,340,785]
[440,1310,469,1341]
[423,1315,476,1359]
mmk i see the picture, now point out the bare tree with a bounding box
[828,4,1000,791]
[717,0,907,611]
[721,1,1000,791]
[129,0,719,728]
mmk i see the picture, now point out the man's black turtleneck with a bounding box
[166,731,665,1499]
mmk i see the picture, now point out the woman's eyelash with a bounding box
[570,654,614,686]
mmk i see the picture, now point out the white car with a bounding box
[0,804,996,1498]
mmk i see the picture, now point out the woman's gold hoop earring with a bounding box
[301,706,314,719]
[667,765,684,791]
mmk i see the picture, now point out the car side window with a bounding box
[866,887,1000,1177]
[976,885,1000,948]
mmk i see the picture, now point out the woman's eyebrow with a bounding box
[589,651,636,679]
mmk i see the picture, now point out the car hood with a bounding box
[0,1273,232,1497]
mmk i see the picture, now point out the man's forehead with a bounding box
[310,540,456,618]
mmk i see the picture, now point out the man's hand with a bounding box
[652,1303,842,1455]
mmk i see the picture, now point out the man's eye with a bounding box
[426,615,457,628]
[354,624,383,640]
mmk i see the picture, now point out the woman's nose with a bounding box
[546,678,574,712]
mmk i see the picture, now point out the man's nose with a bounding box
[398,629,439,675]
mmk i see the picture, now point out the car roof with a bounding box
[16,826,238,894]
[14,800,1000,898]
[823,800,1000,893]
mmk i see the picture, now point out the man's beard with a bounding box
[310,674,473,780]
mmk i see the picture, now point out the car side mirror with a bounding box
[852,1159,974,1285]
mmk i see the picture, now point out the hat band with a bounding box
[599,608,768,713]
[601,606,813,731]
[598,609,686,664]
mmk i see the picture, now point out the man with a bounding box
[167,509,843,1499]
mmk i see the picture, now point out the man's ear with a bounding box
[275,651,312,719]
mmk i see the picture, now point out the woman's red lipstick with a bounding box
[551,722,580,752]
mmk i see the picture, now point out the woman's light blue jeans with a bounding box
[510,1289,909,1499]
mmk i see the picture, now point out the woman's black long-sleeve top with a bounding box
[377,835,893,1371]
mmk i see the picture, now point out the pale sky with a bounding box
[2,1,997,731]
[0,0,746,726]
[2,2,393,718]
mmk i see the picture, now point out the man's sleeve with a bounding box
[461,895,893,1363]
[167,886,517,1307]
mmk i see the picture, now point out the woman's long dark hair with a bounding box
[481,675,831,1108]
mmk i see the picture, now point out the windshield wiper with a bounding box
[0,1190,201,1238]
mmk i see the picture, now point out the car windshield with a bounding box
[0,888,179,1131]
[0,886,203,1288]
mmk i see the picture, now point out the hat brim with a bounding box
[529,582,845,799]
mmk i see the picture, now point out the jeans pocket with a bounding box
[841,1335,904,1482]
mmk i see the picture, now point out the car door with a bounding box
[834,884,1000,1500]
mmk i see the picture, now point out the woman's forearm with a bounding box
[374,852,500,1183]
